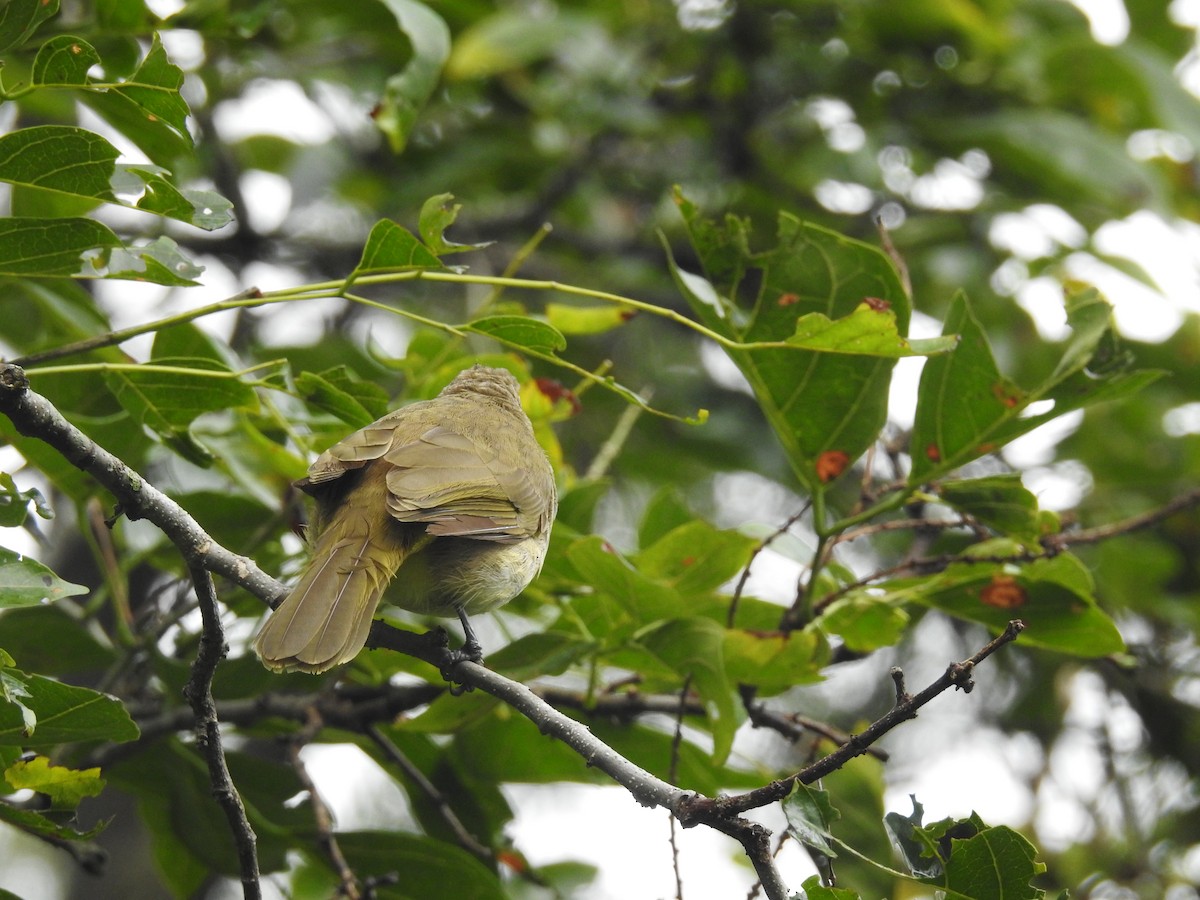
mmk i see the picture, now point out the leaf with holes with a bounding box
[669,190,910,491]
[374,0,451,153]
[0,547,87,609]
[911,288,1163,482]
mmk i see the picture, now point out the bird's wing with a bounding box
[383,424,544,541]
[294,418,405,493]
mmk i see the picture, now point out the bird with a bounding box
[254,364,558,674]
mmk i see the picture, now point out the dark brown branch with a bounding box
[678,620,1025,821]
[184,566,261,899]
[739,686,889,763]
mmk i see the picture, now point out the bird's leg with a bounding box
[456,607,484,662]
[439,607,484,692]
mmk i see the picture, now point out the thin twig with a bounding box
[184,566,261,899]
[678,620,1025,821]
[811,489,1200,615]
[290,708,360,899]
[739,686,889,763]
[10,288,265,367]
[668,677,693,900]
[728,502,811,628]
[366,725,492,864]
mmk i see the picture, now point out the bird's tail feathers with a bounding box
[254,531,405,674]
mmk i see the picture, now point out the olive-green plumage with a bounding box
[254,365,557,674]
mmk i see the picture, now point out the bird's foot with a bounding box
[439,634,484,695]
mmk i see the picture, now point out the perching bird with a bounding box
[254,365,557,674]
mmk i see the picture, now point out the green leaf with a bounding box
[0,797,107,842]
[337,831,506,898]
[0,474,52,528]
[0,670,36,735]
[944,109,1164,213]
[895,547,1124,656]
[417,192,492,255]
[0,670,138,746]
[670,190,908,491]
[488,631,597,681]
[782,782,841,857]
[0,0,60,53]
[0,127,232,230]
[446,8,593,80]
[114,164,233,230]
[566,536,684,623]
[885,797,943,878]
[0,217,122,277]
[0,606,118,676]
[638,616,742,763]
[104,357,258,437]
[722,625,828,694]
[295,366,390,427]
[938,474,1042,540]
[103,234,204,285]
[109,741,309,883]
[636,520,757,595]
[5,755,105,806]
[911,289,1163,481]
[353,218,443,274]
[466,315,567,355]
[79,84,193,166]
[0,126,119,197]
[0,218,205,284]
[0,546,88,608]
[32,34,101,85]
[942,824,1046,900]
[788,301,958,357]
[819,594,910,652]
[798,875,861,900]
[110,33,192,148]
[545,302,635,336]
[374,0,451,153]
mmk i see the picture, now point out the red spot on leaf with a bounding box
[70,43,82,54]
[680,556,696,567]
[535,377,581,415]
[778,292,801,307]
[925,444,941,462]
[863,297,890,312]
[620,309,638,321]
[980,574,1026,610]
[976,442,997,455]
[816,450,850,482]
[496,850,526,872]
[991,382,1022,409]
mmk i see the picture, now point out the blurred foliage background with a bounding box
[2,0,1200,898]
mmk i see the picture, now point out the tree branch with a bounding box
[0,364,283,604]
[184,565,261,899]
[1,363,793,897]
[678,620,1025,821]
